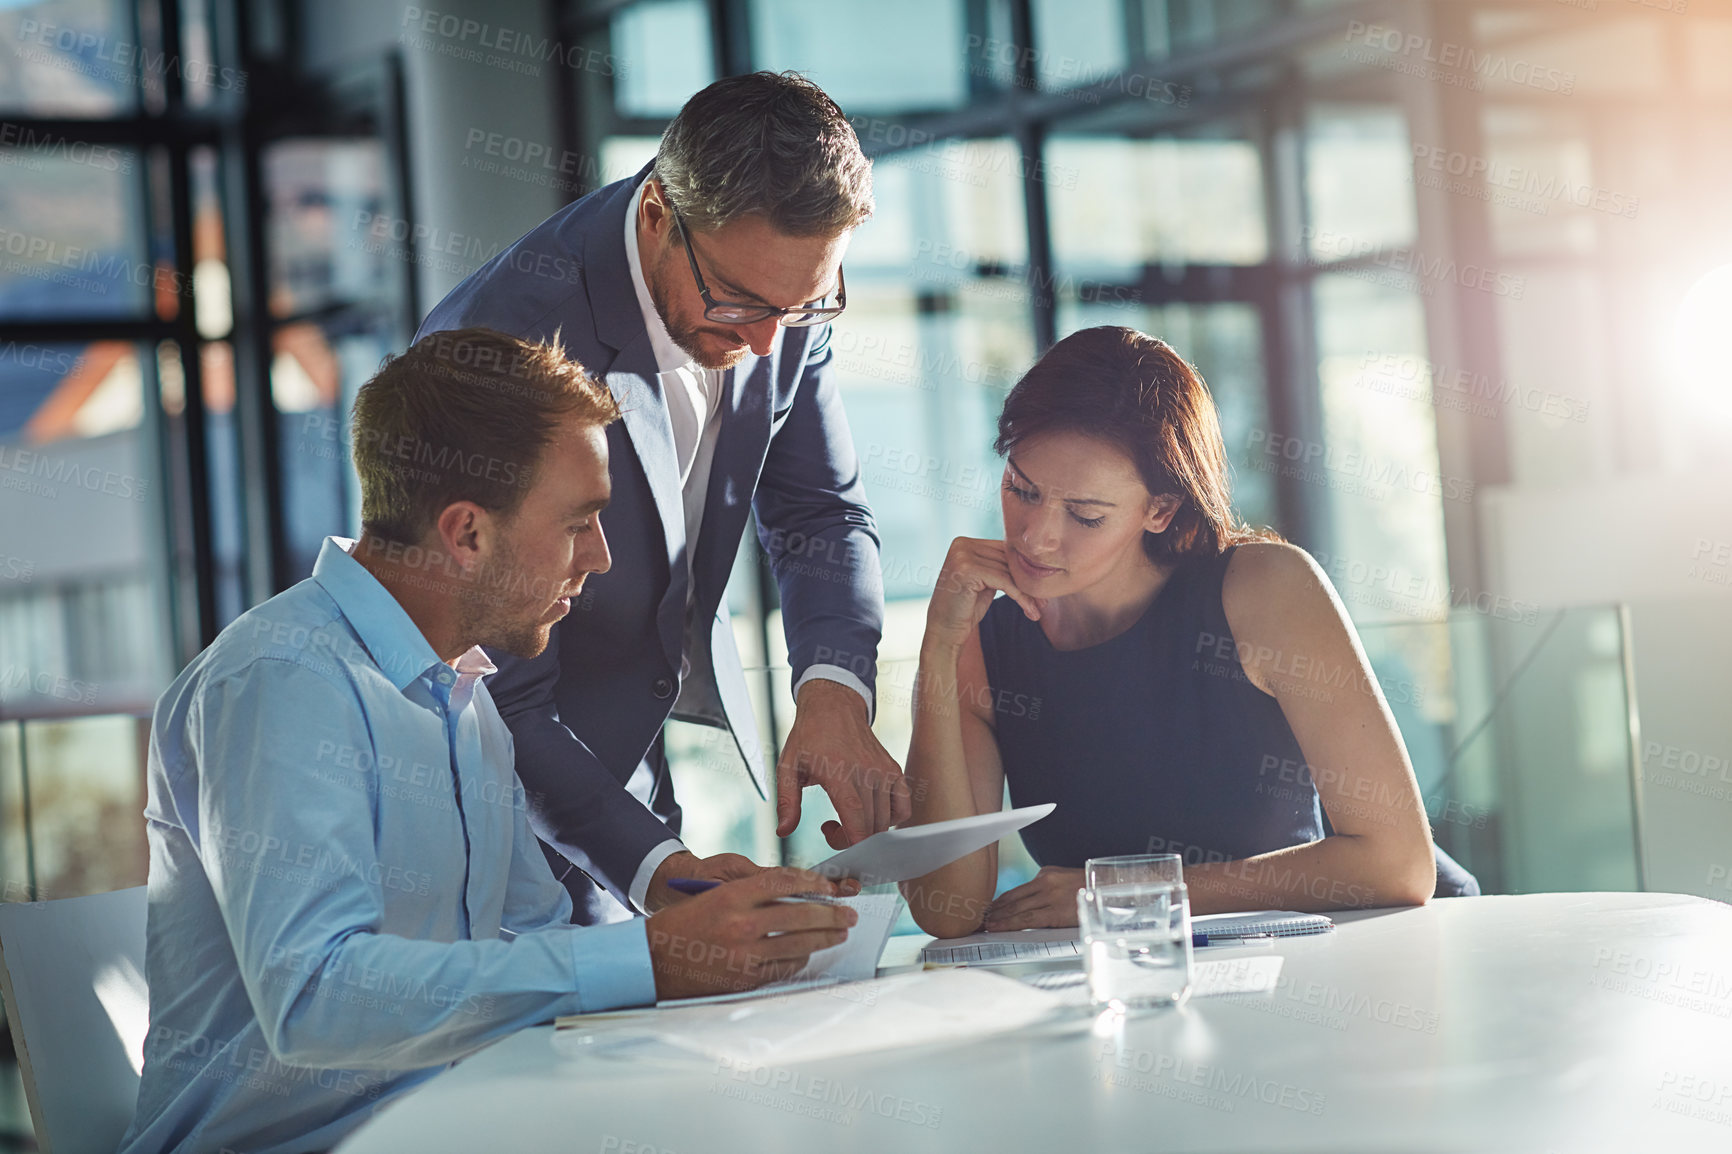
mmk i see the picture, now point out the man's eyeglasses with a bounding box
[671,205,845,328]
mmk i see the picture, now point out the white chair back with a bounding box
[0,886,149,1154]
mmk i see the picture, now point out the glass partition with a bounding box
[1357,605,1642,896]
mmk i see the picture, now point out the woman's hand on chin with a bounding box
[925,537,1044,650]
[980,866,1085,931]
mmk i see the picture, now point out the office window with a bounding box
[0,143,150,319]
[1164,0,1282,52]
[1305,105,1415,260]
[749,0,970,113]
[264,140,394,320]
[842,140,1033,598]
[263,138,405,580]
[0,331,171,906]
[1030,0,1127,92]
[0,339,173,716]
[0,0,138,116]
[0,717,149,903]
[1046,134,1269,275]
[610,0,714,118]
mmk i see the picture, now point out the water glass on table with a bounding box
[1076,877,1194,1012]
[1084,853,1183,890]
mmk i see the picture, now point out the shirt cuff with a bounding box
[793,664,875,723]
[628,838,687,914]
[569,918,659,1012]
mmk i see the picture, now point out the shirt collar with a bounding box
[312,536,455,693]
[624,176,701,376]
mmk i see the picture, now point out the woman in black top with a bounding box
[900,327,1453,938]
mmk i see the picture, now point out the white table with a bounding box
[339,893,1732,1153]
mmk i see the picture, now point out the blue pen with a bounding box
[665,877,849,906]
[1193,931,1275,947]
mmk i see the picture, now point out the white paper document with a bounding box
[642,969,1063,1067]
[553,894,902,1020]
[657,893,902,1007]
[810,804,1056,887]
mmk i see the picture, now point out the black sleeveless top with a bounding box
[978,545,1325,870]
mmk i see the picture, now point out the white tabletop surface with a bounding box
[338,893,1732,1154]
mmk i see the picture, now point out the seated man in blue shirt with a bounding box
[121,327,856,1154]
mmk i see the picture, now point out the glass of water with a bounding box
[1085,853,1182,890]
[1077,881,1193,1012]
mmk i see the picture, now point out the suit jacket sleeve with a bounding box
[752,326,886,702]
[485,626,679,908]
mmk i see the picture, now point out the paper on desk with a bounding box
[658,893,901,1008]
[1191,954,1283,996]
[554,894,902,1024]
[646,968,1062,1067]
[920,925,1082,966]
[1022,955,1282,1004]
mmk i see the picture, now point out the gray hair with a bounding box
[654,71,874,237]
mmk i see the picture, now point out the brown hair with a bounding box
[994,326,1274,564]
[351,327,619,545]
[655,71,874,237]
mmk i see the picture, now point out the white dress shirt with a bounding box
[621,178,874,909]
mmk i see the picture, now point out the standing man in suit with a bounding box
[417,71,908,923]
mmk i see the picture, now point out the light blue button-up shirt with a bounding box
[120,538,657,1154]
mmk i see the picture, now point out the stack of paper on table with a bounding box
[557,969,1062,1067]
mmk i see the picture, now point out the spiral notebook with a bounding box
[1192,910,1334,939]
[920,910,1332,966]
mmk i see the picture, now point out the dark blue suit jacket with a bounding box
[415,165,884,908]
